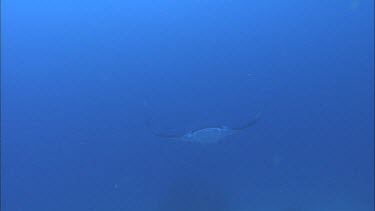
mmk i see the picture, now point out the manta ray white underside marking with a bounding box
[181,126,236,144]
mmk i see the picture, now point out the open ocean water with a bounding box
[1,0,374,211]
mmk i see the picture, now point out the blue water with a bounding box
[2,1,374,211]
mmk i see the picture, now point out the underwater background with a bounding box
[1,0,374,211]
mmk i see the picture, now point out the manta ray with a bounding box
[152,112,261,144]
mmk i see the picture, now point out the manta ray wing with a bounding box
[231,112,262,130]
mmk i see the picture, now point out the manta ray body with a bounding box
[153,112,261,144]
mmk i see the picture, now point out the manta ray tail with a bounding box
[145,120,183,139]
[231,111,262,130]
[151,131,182,139]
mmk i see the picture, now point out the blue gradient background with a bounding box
[2,0,374,211]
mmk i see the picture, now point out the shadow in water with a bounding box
[156,177,231,211]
